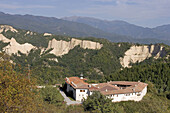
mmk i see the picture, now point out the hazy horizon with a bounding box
[0,0,170,27]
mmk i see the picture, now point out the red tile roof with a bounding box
[101,82,148,95]
[109,81,140,86]
[65,77,89,89]
[65,77,148,95]
[88,83,120,91]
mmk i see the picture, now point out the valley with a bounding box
[0,23,169,113]
[0,0,170,111]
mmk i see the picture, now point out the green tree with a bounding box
[0,53,38,112]
[83,91,113,113]
[40,86,64,105]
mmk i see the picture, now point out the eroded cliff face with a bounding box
[0,34,35,55]
[120,45,166,68]
[47,38,103,56]
[44,33,52,36]
[0,25,103,57]
[0,25,18,33]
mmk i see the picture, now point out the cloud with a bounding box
[0,3,54,9]
[92,0,114,2]
[71,0,170,20]
[0,0,169,27]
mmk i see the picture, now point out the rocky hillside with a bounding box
[0,25,167,64]
[0,25,102,57]
[47,38,102,57]
[0,35,35,55]
[120,45,166,67]
[0,25,169,84]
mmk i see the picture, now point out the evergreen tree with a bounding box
[83,91,113,113]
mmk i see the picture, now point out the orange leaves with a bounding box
[0,56,37,112]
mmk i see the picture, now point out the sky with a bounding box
[0,0,170,27]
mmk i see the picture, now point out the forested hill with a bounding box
[0,12,170,45]
[0,25,131,83]
[0,25,169,85]
[0,24,170,112]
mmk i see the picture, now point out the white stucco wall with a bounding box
[108,86,147,102]
[65,82,147,102]
[89,91,93,95]
[75,89,89,102]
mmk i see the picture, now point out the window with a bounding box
[137,94,141,96]
[125,93,130,96]
[80,90,85,92]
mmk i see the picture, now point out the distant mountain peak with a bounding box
[62,16,81,21]
[0,11,169,45]
[0,11,5,14]
[62,16,170,41]
[63,16,128,23]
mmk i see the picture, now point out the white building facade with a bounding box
[65,77,148,102]
[106,86,147,102]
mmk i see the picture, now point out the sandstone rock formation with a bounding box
[44,33,52,36]
[47,38,103,56]
[24,31,34,35]
[0,25,18,33]
[0,34,35,55]
[0,32,103,57]
[120,45,166,68]
[0,34,10,42]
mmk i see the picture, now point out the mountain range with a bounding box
[0,24,169,80]
[63,16,170,40]
[0,22,169,113]
[0,12,170,45]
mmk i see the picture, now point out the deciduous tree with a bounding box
[0,53,37,112]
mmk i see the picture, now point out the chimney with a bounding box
[132,88,135,92]
[106,89,108,92]
[80,73,83,79]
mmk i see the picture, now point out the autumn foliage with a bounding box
[0,53,37,112]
